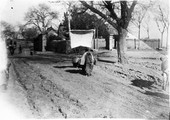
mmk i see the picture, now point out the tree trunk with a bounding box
[117,28,128,64]
[138,24,141,40]
[166,27,169,50]
[147,27,150,39]
[160,32,163,48]
[138,24,141,49]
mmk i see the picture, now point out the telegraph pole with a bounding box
[67,11,71,33]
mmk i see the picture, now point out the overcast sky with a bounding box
[0,0,66,26]
[0,0,169,47]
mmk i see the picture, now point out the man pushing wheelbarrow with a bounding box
[72,47,97,76]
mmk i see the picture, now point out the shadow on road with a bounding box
[97,58,117,64]
[10,55,62,64]
[131,79,154,89]
[53,65,73,68]
[132,79,169,99]
[65,69,85,75]
[144,90,169,99]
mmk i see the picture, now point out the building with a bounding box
[33,26,59,52]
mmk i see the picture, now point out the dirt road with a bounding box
[3,51,169,119]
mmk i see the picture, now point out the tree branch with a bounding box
[124,0,137,28]
[155,19,162,33]
[129,0,137,13]
[103,1,120,22]
[80,1,118,29]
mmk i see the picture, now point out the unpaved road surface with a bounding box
[1,51,169,119]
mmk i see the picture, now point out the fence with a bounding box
[94,38,106,49]
[126,39,160,50]
[99,38,160,50]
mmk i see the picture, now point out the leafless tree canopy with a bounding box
[1,21,16,39]
[24,3,58,33]
[154,3,169,48]
[131,1,154,39]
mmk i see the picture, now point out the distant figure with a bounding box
[13,41,17,50]
[8,40,15,55]
[19,45,22,54]
[160,56,169,91]
[9,40,13,45]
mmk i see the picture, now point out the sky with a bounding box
[0,0,67,26]
[0,0,169,47]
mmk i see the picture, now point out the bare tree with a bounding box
[1,21,16,40]
[165,8,169,50]
[18,25,38,40]
[24,3,58,33]
[165,21,169,50]
[154,5,169,48]
[80,0,137,64]
[131,1,153,40]
[143,13,151,39]
[17,24,27,38]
